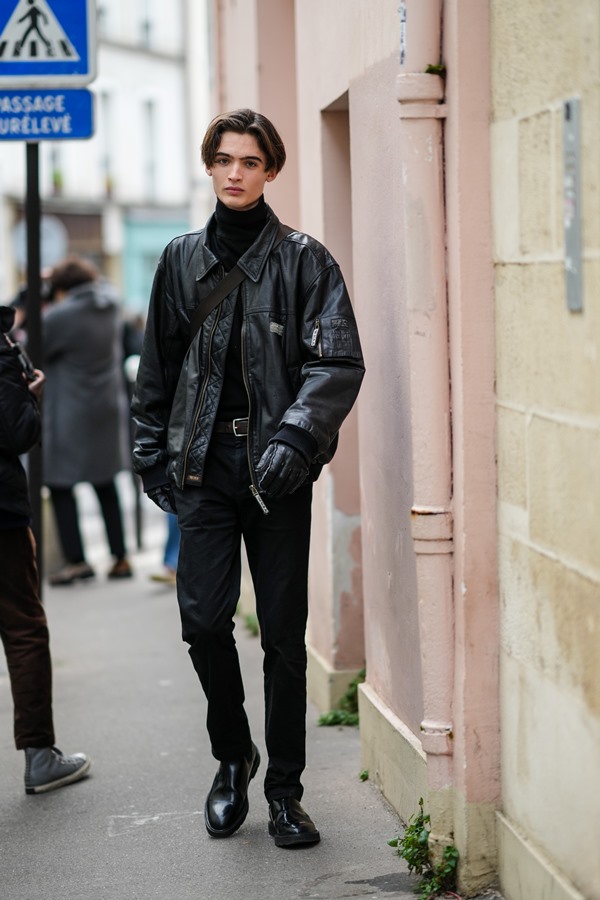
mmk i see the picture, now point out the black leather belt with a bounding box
[213,417,249,436]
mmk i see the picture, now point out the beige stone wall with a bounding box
[491,1,600,897]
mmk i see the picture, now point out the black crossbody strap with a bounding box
[187,264,245,344]
[187,225,294,345]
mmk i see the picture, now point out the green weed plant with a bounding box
[317,669,365,727]
[388,798,459,899]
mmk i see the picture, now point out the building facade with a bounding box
[492,2,600,897]
[208,1,600,897]
[0,0,212,314]
[3,1,596,895]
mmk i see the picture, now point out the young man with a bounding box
[132,109,364,846]
[0,305,91,794]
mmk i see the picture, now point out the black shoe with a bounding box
[204,743,260,838]
[268,797,320,847]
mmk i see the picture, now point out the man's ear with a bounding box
[205,165,212,176]
[266,170,277,183]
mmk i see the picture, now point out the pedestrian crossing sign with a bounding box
[0,0,96,86]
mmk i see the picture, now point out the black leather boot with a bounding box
[204,743,260,838]
[268,797,320,847]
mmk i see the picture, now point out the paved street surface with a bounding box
[0,480,420,900]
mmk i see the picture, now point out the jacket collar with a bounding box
[195,204,282,284]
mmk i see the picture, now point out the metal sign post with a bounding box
[0,0,96,586]
[25,142,43,571]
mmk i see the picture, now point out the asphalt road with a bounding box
[0,490,419,900]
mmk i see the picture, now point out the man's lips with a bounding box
[225,187,243,194]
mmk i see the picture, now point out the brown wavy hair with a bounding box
[201,108,286,174]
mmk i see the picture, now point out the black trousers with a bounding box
[0,527,54,749]
[48,481,127,564]
[175,434,312,802]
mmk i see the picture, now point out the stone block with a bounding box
[528,415,600,575]
[497,812,587,900]
[499,535,600,714]
[497,406,527,509]
[519,111,554,255]
[492,0,600,121]
[491,119,519,261]
[495,262,600,413]
[499,653,600,895]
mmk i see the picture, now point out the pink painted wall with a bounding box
[211,0,498,791]
[211,0,299,224]
[211,0,500,883]
[307,104,365,670]
[443,0,500,807]
[350,54,424,732]
[212,0,369,679]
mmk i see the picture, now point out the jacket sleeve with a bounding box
[130,254,187,489]
[280,258,365,456]
[0,342,41,456]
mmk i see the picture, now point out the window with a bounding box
[99,91,114,197]
[139,0,153,48]
[143,98,157,200]
[96,4,109,37]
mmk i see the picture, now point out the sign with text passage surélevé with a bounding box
[0,88,94,140]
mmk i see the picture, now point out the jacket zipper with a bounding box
[181,306,220,486]
[241,305,269,515]
[311,317,323,357]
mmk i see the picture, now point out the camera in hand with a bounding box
[0,304,37,382]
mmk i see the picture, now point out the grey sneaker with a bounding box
[24,746,91,795]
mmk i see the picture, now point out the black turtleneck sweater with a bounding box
[207,196,318,465]
[207,197,268,422]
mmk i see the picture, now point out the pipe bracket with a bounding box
[397,72,447,118]
[420,719,454,756]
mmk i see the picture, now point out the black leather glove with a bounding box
[147,484,177,515]
[256,442,309,498]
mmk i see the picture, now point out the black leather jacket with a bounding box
[132,205,364,493]
[0,336,41,522]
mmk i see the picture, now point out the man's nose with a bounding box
[228,162,242,180]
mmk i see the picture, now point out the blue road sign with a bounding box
[0,0,96,87]
[0,88,94,139]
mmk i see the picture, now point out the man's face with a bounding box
[206,131,276,211]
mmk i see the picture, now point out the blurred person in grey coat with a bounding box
[42,256,133,585]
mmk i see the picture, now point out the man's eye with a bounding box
[246,161,257,168]
[216,158,229,165]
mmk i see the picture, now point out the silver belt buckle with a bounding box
[232,417,246,437]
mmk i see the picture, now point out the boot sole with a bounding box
[25,758,92,794]
[204,747,260,838]
[268,823,321,847]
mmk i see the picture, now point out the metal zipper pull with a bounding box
[310,318,323,357]
[249,484,270,515]
[310,318,320,348]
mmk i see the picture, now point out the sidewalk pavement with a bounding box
[0,484,421,900]
[1,481,504,899]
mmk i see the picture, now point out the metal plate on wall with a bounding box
[563,97,583,312]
